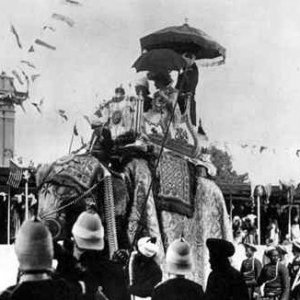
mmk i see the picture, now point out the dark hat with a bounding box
[115,86,125,95]
[206,238,235,258]
[265,246,277,258]
[276,245,288,255]
[293,240,300,252]
[244,243,257,252]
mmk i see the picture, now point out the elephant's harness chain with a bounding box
[40,177,105,220]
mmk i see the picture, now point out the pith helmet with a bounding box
[72,211,104,251]
[15,219,54,271]
[166,238,193,275]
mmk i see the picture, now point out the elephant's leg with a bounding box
[159,176,232,288]
[124,158,164,257]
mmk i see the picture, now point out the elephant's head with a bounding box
[36,154,102,240]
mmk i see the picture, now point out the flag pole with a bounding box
[7,187,11,244]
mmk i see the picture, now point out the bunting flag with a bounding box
[35,38,56,51]
[73,124,78,136]
[31,98,44,114]
[83,115,91,125]
[65,0,81,5]
[12,70,24,85]
[259,146,267,153]
[20,60,36,69]
[10,24,22,49]
[43,25,56,32]
[7,160,23,188]
[58,109,68,121]
[31,74,41,82]
[52,13,75,27]
[197,118,206,136]
[28,45,35,53]
[20,70,29,84]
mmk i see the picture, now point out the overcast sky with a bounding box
[1,0,300,184]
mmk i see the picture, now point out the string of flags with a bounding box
[211,140,300,159]
[6,0,81,114]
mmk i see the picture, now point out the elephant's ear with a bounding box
[36,164,52,188]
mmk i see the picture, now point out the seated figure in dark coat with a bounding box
[152,237,204,300]
[0,219,81,300]
[205,238,249,300]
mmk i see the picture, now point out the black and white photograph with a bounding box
[0,0,300,299]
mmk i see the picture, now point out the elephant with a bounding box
[37,144,232,288]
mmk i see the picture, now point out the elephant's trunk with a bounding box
[103,167,119,258]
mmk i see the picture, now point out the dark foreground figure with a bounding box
[0,219,81,300]
[55,211,130,300]
[205,238,249,300]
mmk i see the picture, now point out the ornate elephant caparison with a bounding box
[37,93,232,287]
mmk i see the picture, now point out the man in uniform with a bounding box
[240,243,262,299]
[257,247,290,300]
[152,238,204,300]
[205,238,249,300]
[0,219,81,300]
[289,240,300,300]
[55,210,130,300]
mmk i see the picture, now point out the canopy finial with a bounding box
[184,17,189,25]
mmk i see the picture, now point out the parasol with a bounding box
[140,22,226,64]
[132,48,186,73]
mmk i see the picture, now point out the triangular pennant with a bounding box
[52,13,75,27]
[35,39,56,51]
[10,24,22,49]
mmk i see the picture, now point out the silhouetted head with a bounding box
[207,238,235,271]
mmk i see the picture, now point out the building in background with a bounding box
[0,72,27,167]
[0,72,29,243]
